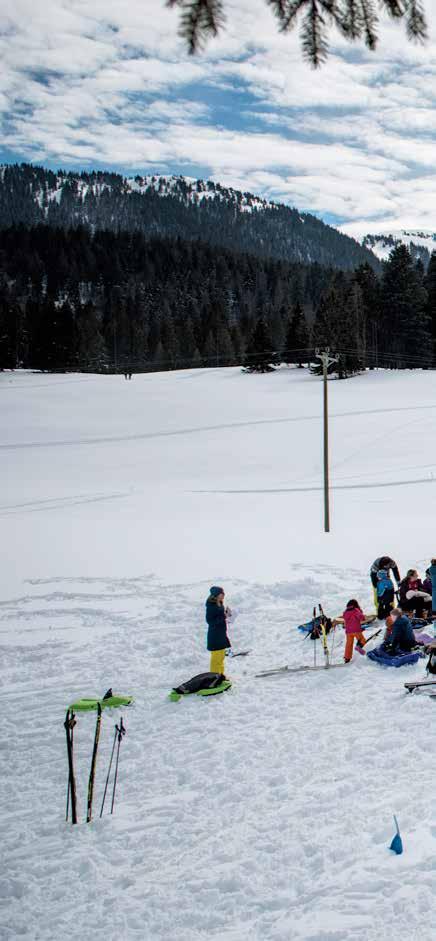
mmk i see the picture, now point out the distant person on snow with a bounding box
[398,569,431,619]
[205,586,231,676]
[376,570,395,619]
[342,599,373,663]
[370,556,400,606]
[383,608,416,654]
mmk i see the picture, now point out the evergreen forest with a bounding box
[0,225,435,377]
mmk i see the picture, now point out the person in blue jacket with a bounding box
[384,608,416,654]
[206,586,231,676]
[376,570,395,619]
[425,559,436,615]
[370,556,400,608]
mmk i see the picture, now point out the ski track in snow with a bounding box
[193,477,436,494]
[3,401,436,452]
[1,568,435,941]
[0,491,131,517]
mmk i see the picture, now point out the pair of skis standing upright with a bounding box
[64,704,126,825]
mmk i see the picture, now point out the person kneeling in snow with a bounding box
[382,608,416,655]
[342,599,373,662]
[206,586,231,676]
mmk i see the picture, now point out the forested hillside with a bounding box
[0,164,379,272]
[0,226,434,375]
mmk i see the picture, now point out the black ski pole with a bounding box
[361,628,382,647]
[99,724,118,818]
[110,718,126,815]
[64,708,78,825]
[87,702,102,824]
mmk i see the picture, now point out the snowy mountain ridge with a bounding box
[0,163,379,271]
[0,163,281,216]
[363,229,436,266]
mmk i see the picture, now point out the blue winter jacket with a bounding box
[389,615,416,653]
[206,599,230,651]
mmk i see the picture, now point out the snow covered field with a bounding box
[2,365,436,941]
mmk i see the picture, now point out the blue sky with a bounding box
[0,0,435,237]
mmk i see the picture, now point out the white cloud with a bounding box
[1,0,436,235]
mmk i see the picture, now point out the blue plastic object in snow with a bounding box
[389,816,403,855]
[367,645,420,668]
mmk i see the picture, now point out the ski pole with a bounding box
[86,702,102,823]
[329,623,337,662]
[319,605,330,666]
[64,709,77,825]
[99,724,118,818]
[361,628,382,647]
[110,717,126,815]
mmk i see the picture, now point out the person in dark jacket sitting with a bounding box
[398,569,431,618]
[205,586,231,676]
[384,608,416,654]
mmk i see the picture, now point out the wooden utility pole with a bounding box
[316,349,338,533]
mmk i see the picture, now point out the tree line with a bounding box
[0,225,434,377]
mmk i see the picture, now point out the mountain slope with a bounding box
[363,230,436,267]
[0,163,379,272]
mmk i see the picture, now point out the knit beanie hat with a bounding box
[209,586,224,597]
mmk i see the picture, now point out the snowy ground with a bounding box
[2,365,436,941]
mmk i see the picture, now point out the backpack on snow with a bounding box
[377,569,394,597]
[172,672,226,695]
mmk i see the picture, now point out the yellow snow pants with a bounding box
[210,649,226,675]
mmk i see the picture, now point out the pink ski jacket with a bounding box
[342,607,365,635]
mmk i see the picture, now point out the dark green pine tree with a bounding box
[311,273,362,378]
[353,263,382,368]
[424,251,436,366]
[283,302,309,366]
[380,244,431,369]
[76,302,107,371]
[244,318,276,373]
[0,285,19,369]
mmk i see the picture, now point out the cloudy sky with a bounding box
[1,0,435,237]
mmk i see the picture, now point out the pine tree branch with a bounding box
[167,0,428,61]
[356,0,378,50]
[404,0,428,42]
[166,0,225,53]
[267,0,309,33]
[300,1,330,66]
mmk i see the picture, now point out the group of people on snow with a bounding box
[205,555,436,675]
[370,555,436,621]
[330,555,436,664]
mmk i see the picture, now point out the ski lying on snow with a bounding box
[404,678,436,692]
[256,663,348,677]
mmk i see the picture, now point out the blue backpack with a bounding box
[377,569,394,597]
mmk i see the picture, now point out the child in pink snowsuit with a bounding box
[342,599,368,662]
